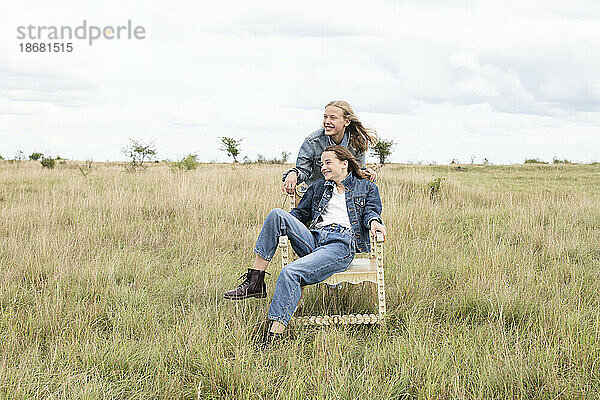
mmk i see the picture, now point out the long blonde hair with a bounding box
[326,100,378,154]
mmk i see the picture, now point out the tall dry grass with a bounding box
[0,161,599,399]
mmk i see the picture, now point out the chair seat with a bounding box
[322,258,378,285]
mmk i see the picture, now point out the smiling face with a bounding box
[323,106,350,138]
[320,151,348,182]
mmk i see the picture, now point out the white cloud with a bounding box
[1,0,599,163]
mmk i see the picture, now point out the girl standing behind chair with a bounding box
[282,100,379,194]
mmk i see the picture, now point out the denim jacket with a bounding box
[289,173,383,253]
[282,128,366,188]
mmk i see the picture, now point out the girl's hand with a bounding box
[283,171,298,194]
[364,167,377,182]
[370,220,386,240]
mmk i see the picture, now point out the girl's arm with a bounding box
[363,183,383,230]
[293,137,314,184]
[289,184,314,224]
[282,137,314,191]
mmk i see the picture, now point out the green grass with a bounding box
[0,161,599,399]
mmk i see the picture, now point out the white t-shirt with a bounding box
[315,186,352,229]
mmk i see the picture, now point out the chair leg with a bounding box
[375,238,386,325]
[279,237,288,265]
[377,275,386,325]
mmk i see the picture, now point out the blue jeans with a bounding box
[254,208,355,326]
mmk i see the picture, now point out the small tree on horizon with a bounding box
[121,138,157,171]
[29,152,43,161]
[219,137,243,163]
[370,139,395,165]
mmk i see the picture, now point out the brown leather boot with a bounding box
[260,330,283,350]
[223,268,268,300]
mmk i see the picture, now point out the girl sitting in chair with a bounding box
[224,145,386,346]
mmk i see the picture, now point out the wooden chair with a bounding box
[278,192,386,326]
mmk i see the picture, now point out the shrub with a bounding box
[244,152,291,165]
[29,152,43,160]
[78,160,93,177]
[524,158,548,164]
[427,177,445,200]
[40,157,55,169]
[552,157,572,164]
[171,153,199,171]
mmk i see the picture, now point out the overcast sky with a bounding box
[2,0,599,164]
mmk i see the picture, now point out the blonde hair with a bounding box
[326,100,378,154]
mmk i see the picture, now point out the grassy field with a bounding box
[1,161,599,399]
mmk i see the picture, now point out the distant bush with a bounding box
[40,157,55,169]
[524,158,548,164]
[171,153,199,171]
[77,160,93,177]
[427,177,445,200]
[244,151,290,165]
[29,152,43,160]
[552,157,572,164]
